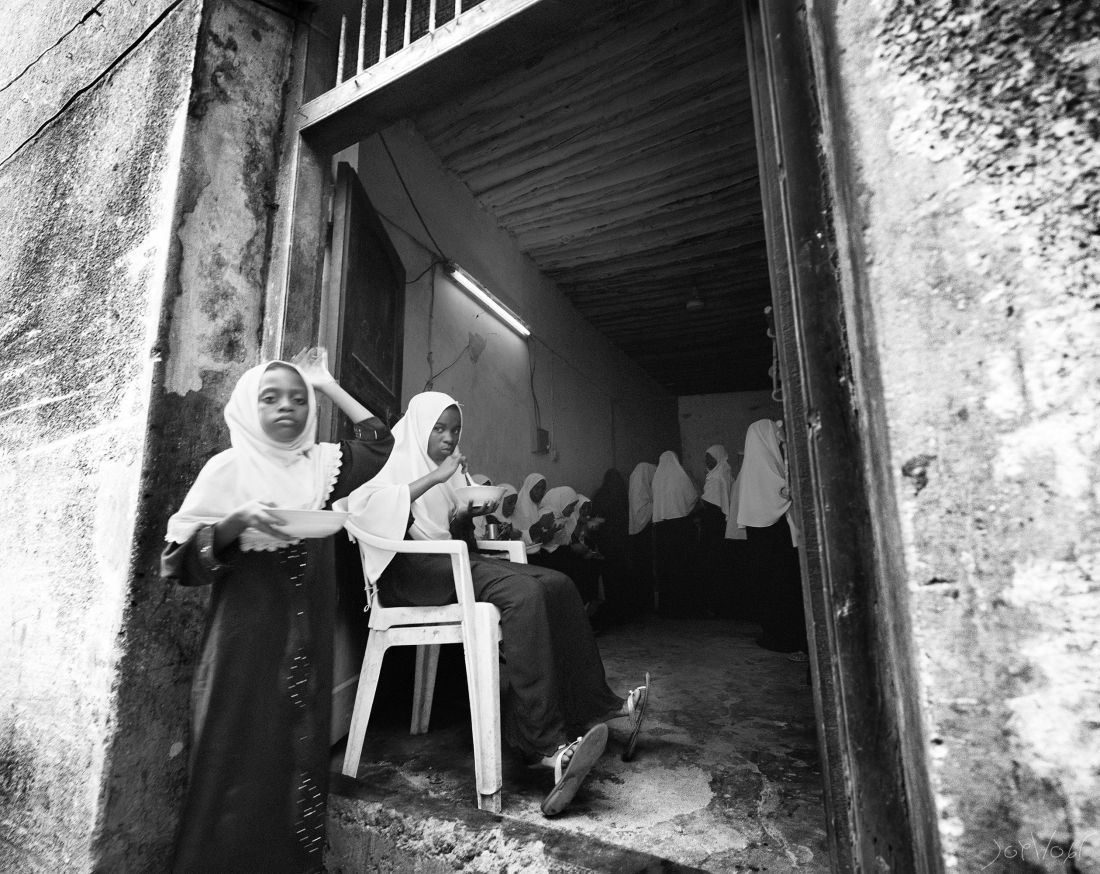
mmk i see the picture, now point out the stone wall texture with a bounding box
[93,1,295,869]
[0,0,294,870]
[0,1,202,870]
[818,1,1100,870]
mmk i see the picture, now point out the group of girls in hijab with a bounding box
[162,351,393,873]
[505,474,605,610]
[623,431,805,645]
[164,362,651,872]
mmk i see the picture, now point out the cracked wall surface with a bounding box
[0,1,203,870]
[0,0,294,870]
[92,2,294,868]
[814,1,1100,870]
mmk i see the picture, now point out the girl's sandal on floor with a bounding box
[621,671,651,763]
[540,723,608,817]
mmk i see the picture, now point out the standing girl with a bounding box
[651,450,701,617]
[162,351,393,874]
[343,392,649,811]
[700,444,734,615]
[736,419,806,654]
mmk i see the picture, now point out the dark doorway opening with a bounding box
[274,1,936,870]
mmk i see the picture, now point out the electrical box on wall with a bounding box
[533,427,551,454]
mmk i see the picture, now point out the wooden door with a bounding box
[325,161,405,743]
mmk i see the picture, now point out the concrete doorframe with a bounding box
[743,2,942,871]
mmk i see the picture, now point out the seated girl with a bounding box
[533,489,606,615]
[480,482,520,540]
[513,472,562,556]
[161,350,393,874]
[343,392,650,811]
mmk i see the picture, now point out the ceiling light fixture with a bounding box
[445,262,531,337]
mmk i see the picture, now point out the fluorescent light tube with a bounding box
[445,262,531,337]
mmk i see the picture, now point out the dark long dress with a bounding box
[699,500,727,616]
[529,545,602,606]
[590,470,633,621]
[378,552,622,758]
[746,517,807,653]
[162,432,393,874]
[627,524,656,614]
[654,514,705,617]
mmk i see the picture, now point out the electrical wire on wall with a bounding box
[372,128,668,446]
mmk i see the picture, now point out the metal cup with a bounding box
[486,522,501,540]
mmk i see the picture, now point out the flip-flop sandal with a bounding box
[540,723,608,816]
[621,672,651,762]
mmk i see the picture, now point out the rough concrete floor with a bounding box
[328,616,829,873]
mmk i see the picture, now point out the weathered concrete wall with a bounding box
[348,122,680,495]
[0,0,295,870]
[813,1,1100,870]
[94,1,296,869]
[0,1,203,870]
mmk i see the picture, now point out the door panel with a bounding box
[326,161,405,743]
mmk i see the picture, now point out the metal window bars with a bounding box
[335,0,475,87]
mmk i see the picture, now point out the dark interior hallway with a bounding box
[328,616,828,873]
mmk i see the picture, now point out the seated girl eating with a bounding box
[343,392,651,812]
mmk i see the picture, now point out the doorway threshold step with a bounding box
[327,768,707,874]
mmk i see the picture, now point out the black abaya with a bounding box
[745,517,806,653]
[162,433,393,874]
[653,515,705,618]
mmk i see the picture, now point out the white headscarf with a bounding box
[164,361,341,552]
[736,420,791,528]
[342,392,463,583]
[513,472,548,532]
[627,462,656,535]
[724,473,748,540]
[541,486,578,552]
[651,451,698,522]
[701,444,734,518]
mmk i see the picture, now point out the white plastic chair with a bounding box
[341,519,527,813]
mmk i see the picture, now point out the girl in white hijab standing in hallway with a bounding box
[651,450,702,617]
[736,419,807,655]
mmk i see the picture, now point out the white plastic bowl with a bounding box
[453,484,506,510]
[269,509,349,538]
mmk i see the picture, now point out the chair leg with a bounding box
[479,791,502,814]
[410,643,441,735]
[342,630,388,777]
[469,606,503,810]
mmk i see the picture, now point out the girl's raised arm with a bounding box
[293,347,376,424]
